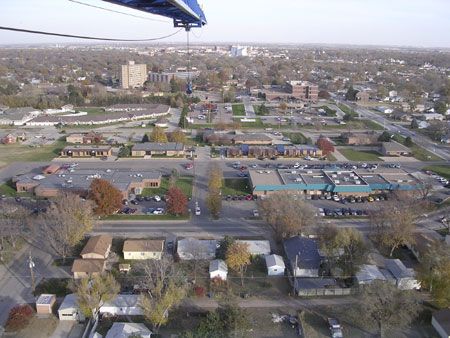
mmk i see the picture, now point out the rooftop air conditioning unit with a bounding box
[295,178,302,182]
[335,180,340,184]
[355,181,361,185]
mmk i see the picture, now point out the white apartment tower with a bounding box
[120,61,147,89]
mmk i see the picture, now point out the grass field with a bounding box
[232,104,245,116]
[410,145,442,161]
[339,148,381,161]
[282,132,308,144]
[222,178,251,196]
[423,165,450,179]
[233,118,265,128]
[0,141,66,168]
[310,119,383,130]
[142,176,193,198]
[75,107,107,115]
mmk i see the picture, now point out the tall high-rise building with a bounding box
[119,61,147,89]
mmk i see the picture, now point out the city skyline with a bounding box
[0,0,449,47]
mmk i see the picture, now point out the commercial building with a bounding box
[148,67,199,83]
[230,45,248,57]
[381,141,412,156]
[263,81,318,102]
[0,107,41,125]
[248,168,422,197]
[66,132,103,144]
[123,239,165,260]
[15,167,162,199]
[131,142,185,157]
[226,144,322,159]
[341,131,379,145]
[120,61,147,89]
[60,145,112,158]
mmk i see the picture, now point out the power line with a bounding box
[0,25,183,42]
[68,0,169,23]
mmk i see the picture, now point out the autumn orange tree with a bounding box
[226,242,251,286]
[166,187,188,216]
[88,178,123,216]
[316,136,335,155]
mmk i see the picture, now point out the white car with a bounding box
[253,209,260,217]
[332,195,340,202]
[153,208,164,215]
[195,207,201,216]
[154,195,161,202]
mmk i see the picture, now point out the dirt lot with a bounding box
[6,316,58,338]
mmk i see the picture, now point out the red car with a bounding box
[245,194,253,201]
[185,163,193,170]
[240,165,247,171]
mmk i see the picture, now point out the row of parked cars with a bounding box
[124,195,162,205]
[307,193,388,203]
[425,171,449,187]
[224,194,257,201]
[319,207,369,217]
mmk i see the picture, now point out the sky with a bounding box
[0,0,449,47]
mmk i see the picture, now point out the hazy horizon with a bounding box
[0,0,449,48]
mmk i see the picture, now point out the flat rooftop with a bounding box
[248,170,283,187]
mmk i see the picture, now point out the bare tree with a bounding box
[259,192,317,240]
[38,193,94,263]
[0,201,29,261]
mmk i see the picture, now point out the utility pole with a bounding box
[28,252,36,293]
[292,254,298,296]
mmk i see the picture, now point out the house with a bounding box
[384,259,420,290]
[177,238,218,260]
[80,235,112,260]
[60,145,112,158]
[381,141,412,156]
[265,254,285,276]
[105,322,152,338]
[123,239,164,260]
[71,259,106,279]
[131,142,185,157]
[418,121,430,129]
[407,232,442,261]
[419,113,444,121]
[341,131,379,145]
[99,295,143,316]
[1,133,16,144]
[376,106,393,114]
[432,309,450,338]
[66,132,103,144]
[236,240,271,256]
[356,91,370,103]
[355,265,386,285]
[58,294,85,321]
[283,236,321,277]
[36,294,56,315]
[209,259,228,280]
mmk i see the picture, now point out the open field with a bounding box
[232,104,245,116]
[0,141,65,168]
[410,145,442,161]
[339,149,382,161]
[282,132,308,144]
[142,176,193,198]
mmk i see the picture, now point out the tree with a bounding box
[206,164,223,219]
[378,131,392,142]
[259,192,317,240]
[142,133,150,143]
[88,178,123,216]
[39,193,94,263]
[226,242,251,286]
[404,136,413,147]
[316,136,335,155]
[206,191,222,219]
[217,236,235,260]
[138,258,187,333]
[5,304,34,331]
[168,129,186,144]
[370,192,425,256]
[71,273,120,318]
[150,126,168,143]
[410,118,419,129]
[118,145,131,158]
[0,201,29,260]
[352,280,420,337]
[166,187,188,216]
[417,243,450,308]
[434,101,447,114]
[345,86,358,101]
[208,164,223,191]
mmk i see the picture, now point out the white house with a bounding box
[376,106,393,114]
[105,322,152,338]
[58,294,85,322]
[99,294,143,316]
[236,240,271,256]
[421,113,444,121]
[432,309,450,338]
[209,259,228,280]
[265,254,285,276]
[177,238,218,260]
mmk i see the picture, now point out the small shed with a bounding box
[384,259,421,290]
[209,259,228,280]
[432,309,450,338]
[265,254,285,276]
[36,294,56,315]
[58,294,85,322]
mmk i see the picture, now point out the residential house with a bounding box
[236,240,271,256]
[131,142,185,157]
[58,294,85,321]
[282,145,322,158]
[407,232,442,261]
[66,132,103,144]
[392,111,413,122]
[380,141,412,156]
[356,91,370,103]
[417,113,444,121]
[209,259,228,280]
[1,133,16,144]
[432,309,450,338]
[177,238,218,260]
[376,106,393,114]
[123,239,164,260]
[71,259,106,279]
[99,295,143,316]
[265,254,285,276]
[341,131,379,146]
[283,236,321,277]
[105,323,152,338]
[60,145,112,158]
[80,235,112,260]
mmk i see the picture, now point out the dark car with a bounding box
[130,200,139,205]
[144,196,153,201]
[135,195,144,202]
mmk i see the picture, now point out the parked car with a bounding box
[253,209,259,217]
[185,163,193,170]
[154,195,162,202]
[245,194,253,201]
[328,318,343,338]
[130,199,139,205]
[153,208,164,215]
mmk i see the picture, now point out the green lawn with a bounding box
[309,119,383,131]
[0,141,66,168]
[339,149,381,161]
[142,176,193,198]
[0,181,17,196]
[282,132,308,144]
[253,105,270,116]
[232,104,245,116]
[222,178,252,196]
[423,165,450,180]
[319,105,337,117]
[410,145,442,161]
[233,118,265,128]
[75,107,107,115]
[104,214,190,221]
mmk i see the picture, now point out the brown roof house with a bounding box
[72,259,106,279]
[123,239,165,260]
[80,235,112,259]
